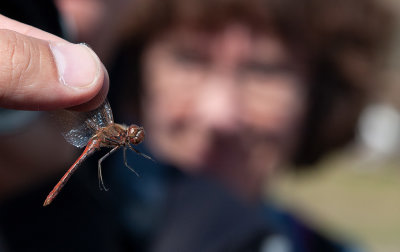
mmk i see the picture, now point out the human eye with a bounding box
[171,47,209,67]
[241,60,296,77]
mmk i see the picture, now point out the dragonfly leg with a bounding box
[98,146,120,191]
[128,145,155,162]
[123,147,140,177]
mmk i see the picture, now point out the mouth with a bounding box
[201,129,286,162]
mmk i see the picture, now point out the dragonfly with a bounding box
[43,99,152,206]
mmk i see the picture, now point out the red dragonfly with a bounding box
[44,99,152,206]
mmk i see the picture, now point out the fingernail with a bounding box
[49,42,101,88]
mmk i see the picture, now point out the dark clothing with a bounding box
[0,152,356,252]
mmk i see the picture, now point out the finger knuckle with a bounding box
[0,29,37,99]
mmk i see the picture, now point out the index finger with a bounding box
[0,14,66,42]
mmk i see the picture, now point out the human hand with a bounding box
[0,14,108,111]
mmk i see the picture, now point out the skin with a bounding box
[0,14,108,111]
[0,14,108,199]
[141,24,309,201]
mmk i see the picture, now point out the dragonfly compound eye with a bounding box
[128,125,145,144]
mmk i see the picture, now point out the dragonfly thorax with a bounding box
[127,124,145,145]
[44,99,152,206]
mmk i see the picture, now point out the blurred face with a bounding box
[142,24,308,199]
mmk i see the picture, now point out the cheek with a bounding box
[241,77,307,133]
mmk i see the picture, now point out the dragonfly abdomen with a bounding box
[43,139,100,206]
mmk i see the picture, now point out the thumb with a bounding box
[0,29,107,111]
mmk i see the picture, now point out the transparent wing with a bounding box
[50,99,114,148]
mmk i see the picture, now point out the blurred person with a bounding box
[99,0,394,251]
[0,0,394,252]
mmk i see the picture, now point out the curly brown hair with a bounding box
[106,0,394,166]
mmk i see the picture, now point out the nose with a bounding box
[194,73,239,133]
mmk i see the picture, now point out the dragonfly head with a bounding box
[127,125,145,145]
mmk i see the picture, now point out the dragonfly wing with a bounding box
[88,99,114,128]
[62,123,95,148]
[50,99,114,148]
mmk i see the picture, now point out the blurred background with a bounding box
[0,0,399,251]
[268,0,400,251]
